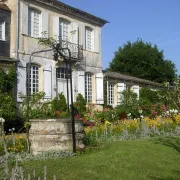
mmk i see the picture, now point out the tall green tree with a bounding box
[109,39,177,83]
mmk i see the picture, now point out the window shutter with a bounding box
[22,3,28,35]
[2,22,5,40]
[72,22,78,44]
[132,85,139,100]
[94,29,99,53]
[77,71,85,97]
[41,12,49,38]
[80,24,85,49]
[17,61,27,102]
[117,83,126,105]
[53,16,59,40]
[96,73,104,104]
[44,65,52,99]
[91,30,95,52]
[30,11,34,37]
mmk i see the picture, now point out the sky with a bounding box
[60,0,180,74]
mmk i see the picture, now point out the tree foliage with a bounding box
[109,39,177,83]
[0,68,17,122]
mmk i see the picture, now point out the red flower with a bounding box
[82,118,86,123]
[74,114,81,119]
[89,123,93,127]
[56,110,61,116]
[75,103,79,107]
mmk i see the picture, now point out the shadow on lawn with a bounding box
[149,170,180,180]
[150,137,180,153]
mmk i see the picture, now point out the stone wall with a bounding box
[29,118,84,155]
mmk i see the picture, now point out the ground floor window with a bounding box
[85,73,92,103]
[108,84,114,105]
[26,65,39,94]
[56,67,70,79]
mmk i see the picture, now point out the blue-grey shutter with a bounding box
[21,3,28,35]
[53,16,59,40]
[17,61,27,102]
[77,71,85,97]
[96,73,104,104]
[117,83,126,105]
[43,65,52,99]
[94,29,100,53]
[41,12,49,38]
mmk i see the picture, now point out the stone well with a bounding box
[29,118,84,155]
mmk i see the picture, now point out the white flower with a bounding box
[166,111,169,114]
[0,117,5,124]
[140,115,144,119]
[9,129,11,132]
[127,113,131,117]
[139,109,143,114]
[12,128,15,131]
[174,109,178,114]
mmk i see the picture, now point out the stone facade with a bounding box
[4,0,108,107]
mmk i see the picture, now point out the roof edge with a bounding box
[32,0,109,27]
[104,71,162,87]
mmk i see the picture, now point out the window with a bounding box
[27,65,39,94]
[108,84,114,105]
[57,68,70,79]
[85,73,92,103]
[85,27,92,51]
[0,21,5,41]
[59,19,70,41]
[28,8,41,37]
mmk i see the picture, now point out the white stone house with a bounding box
[4,0,108,107]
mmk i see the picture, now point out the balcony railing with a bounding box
[56,39,83,61]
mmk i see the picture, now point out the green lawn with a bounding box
[21,137,180,180]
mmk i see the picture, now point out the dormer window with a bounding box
[0,21,5,41]
[59,19,70,41]
[28,8,41,38]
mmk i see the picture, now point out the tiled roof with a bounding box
[104,71,162,87]
[32,0,109,27]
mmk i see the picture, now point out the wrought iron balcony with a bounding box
[56,39,83,62]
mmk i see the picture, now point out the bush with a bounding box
[0,68,19,127]
[51,93,67,112]
[139,88,160,107]
[74,93,86,117]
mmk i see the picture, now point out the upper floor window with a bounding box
[27,65,39,95]
[28,8,41,38]
[85,27,93,51]
[0,21,5,41]
[57,67,70,79]
[59,19,70,41]
[85,73,92,103]
[108,84,114,105]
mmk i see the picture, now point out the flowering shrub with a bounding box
[84,108,180,145]
[7,135,27,153]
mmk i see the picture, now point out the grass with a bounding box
[19,136,180,180]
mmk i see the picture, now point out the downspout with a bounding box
[15,0,20,103]
[16,0,20,60]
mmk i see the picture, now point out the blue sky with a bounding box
[60,0,180,74]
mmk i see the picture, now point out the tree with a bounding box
[108,39,177,83]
